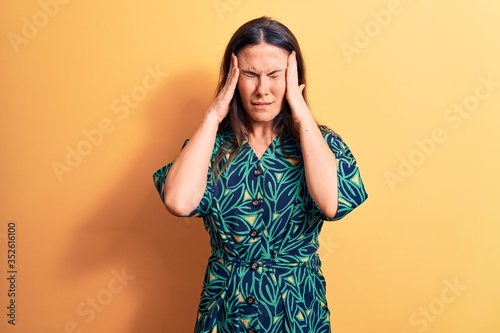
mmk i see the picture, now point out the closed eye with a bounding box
[242,72,257,78]
[269,73,284,79]
[241,69,285,79]
[268,69,285,79]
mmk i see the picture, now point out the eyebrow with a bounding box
[241,69,285,75]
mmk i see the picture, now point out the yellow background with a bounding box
[1,0,499,332]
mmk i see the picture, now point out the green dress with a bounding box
[153,129,367,333]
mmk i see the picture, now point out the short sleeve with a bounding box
[152,139,214,217]
[308,131,368,221]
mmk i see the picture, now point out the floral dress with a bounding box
[153,129,368,333]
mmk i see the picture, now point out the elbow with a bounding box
[313,192,339,220]
[322,205,338,220]
[317,197,338,220]
[164,193,194,217]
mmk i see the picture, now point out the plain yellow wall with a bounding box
[1,1,499,332]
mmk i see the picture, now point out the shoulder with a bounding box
[318,125,339,137]
[213,130,236,155]
[318,126,355,160]
[319,125,342,145]
[215,130,234,147]
[210,130,236,163]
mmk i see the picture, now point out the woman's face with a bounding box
[237,43,289,126]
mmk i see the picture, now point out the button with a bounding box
[246,296,256,304]
[250,229,258,238]
[253,168,262,176]
[250,262,258,270]
[252,199,260,207]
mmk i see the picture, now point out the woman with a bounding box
[153,16,367,333]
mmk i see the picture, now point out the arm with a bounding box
[298,118,340,219]
[286,51,339,219]
[163,55,240,216]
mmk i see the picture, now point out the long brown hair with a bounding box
[213,17,315,178]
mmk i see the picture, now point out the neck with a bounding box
[247,123,276,144]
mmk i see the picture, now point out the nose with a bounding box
[256,76,270,96]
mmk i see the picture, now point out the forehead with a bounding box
[237,43,289,71]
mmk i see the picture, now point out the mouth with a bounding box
[252,101,273,108]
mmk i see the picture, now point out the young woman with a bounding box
[153,16,368,333]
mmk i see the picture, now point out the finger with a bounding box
[221,55,235,90]
[299,84,305,94]
[224,54,236,86]
[227,55,239,89]
[287,51,299,88]
[220,54,239,100]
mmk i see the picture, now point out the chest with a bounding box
[213,147,305,216]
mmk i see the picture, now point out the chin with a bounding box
[246,107,281,124]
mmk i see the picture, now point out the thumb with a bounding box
[299,84,306,94]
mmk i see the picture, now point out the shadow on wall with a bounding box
[58,69,217,333]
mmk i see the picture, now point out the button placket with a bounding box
[245,162,263,332]
[251,163,263,209]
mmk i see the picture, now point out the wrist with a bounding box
[203,109,223,128]
[294,110,316,129]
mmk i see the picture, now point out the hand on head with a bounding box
[209,53,239,123]
[286,51,310,124]
[208,49,310,126]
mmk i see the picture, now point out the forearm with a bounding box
[164,111,220,216]
[298,115,339,219]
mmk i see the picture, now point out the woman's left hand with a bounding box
[286,51,312,124]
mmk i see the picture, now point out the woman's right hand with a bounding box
[164,54,239,216]
[207,54,239,123]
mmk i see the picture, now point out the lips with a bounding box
[252,101,273,106]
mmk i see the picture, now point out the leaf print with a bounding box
[152,128,367,332]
